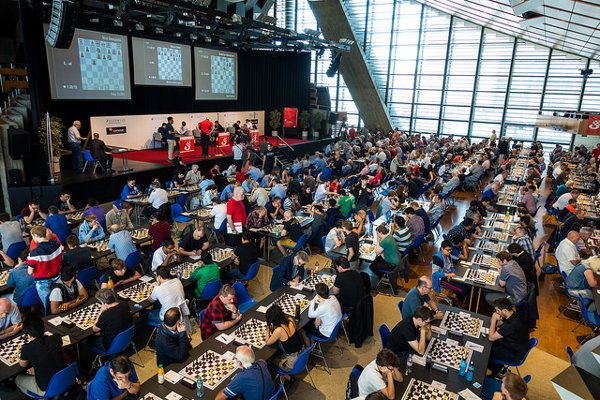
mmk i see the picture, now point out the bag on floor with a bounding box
[345,364,364,400]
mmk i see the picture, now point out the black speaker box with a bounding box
[8,127,31,160]
[7,169,22,186]
[46,0,77,48]
[328,112,339,124]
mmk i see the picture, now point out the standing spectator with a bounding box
[226,187,247,244]
[27,226,62,313]
[67,120,86,173]
[332,257,365,314]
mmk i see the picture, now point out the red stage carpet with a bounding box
[113,137,309,165]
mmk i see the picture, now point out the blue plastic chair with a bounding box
[576,294,600,344]
[366,209,376,223]
[378,324,390,349]
[285,234,308,254]
[232,282,257,313]
[6,241,27,261]
[490,337,538,376]
[27,362,79,399]
[171,203,192,223]
[18,287,42,308]
[77,265,97,289]
[200,279,223,301]
[397,300,404,316]
[124,250,142,270]
[306,318,344,374]
[238,261,263,294]
[565,346,574,364]
[272,344,316,400]
[198,308,205,323]
[82,150,103,174]
[176,195,187,209]
[267,385,284,400]
[321,236,327,253]
[89,325,142,370]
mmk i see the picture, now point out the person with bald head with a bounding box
[401,276,443,321]
[0,298,22,339]
[226,186,247,237]
[89,132,114,173]
[216,345,275,400]
[555,231,582,276]
[578,227,597,257]
[67,120,87,173]
[276,210,304,255]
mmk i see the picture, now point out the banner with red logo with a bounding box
[283,107,298,128]
[587,115,600,135]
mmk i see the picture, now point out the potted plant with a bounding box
[38,114,65,176]
[299,110,311,139]
[269,109,282,136]
[310,112,322,138]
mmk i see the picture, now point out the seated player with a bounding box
[6,250,35,306]
[62,235,93,271]
[332,256,365,314]
[386,306,433,358]
[187,251,221,298]
[369,225,400,290]
[215,346,276,400]
[100,258,141,289]
[105,200,134,231]
[357,349,403,399]
[56,190,76,214]
[151,238,178,272]
[401,276,443,321]
[143,267,191,333]
[156,307,191,367]
[16,315,67,397]
[200,284,242,340]
[485,252,527,307]
[87,354,141,400]
[0,298,23,339]
[276,210,305,255]
[107,225,137,262]
[265,304,306,374]
[177,226,209,257]
[227,232,259,281]
[78,214,105,244]
[487,298,530,377]
[48,265,89,315]
[21,199,47,225]
[269,251,308,291]
[492,373,529,400]
[306,282,342,340]
[431,240,469,304]
[44,206,70,244]
[148,212,172,251]
[90,288,133,352]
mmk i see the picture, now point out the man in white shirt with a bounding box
[356,349,403,399]
[493,170,508,185]
[151,238,178,272]
[553,190,580,211]
[555,231,582,276]
[249,186,269,207]
[146,181,169,217]
[142,266,191,333]
[211,202,228,230]
[314,182,328,203]
[306,283,342,339]
[67,120,87,173]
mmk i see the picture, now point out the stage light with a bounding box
[135,23,144,31]
[113,19,123,27]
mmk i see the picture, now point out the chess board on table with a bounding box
[475,240,504,253]
[188,208,212,218]
[425,337,472,370]
[359,243,376,257]
[231,318,268,348]
[131,228,149,240]
[481,230,509,242]
[64,303,103,330]
[471,253,499,268]
[179,350,238,390]
[66,211,84,222]
[157,46,182,81]
[462,268,499,286]
[270,293,309,317]
[0,270,9,286]
[211,55,236,95]
[170,262,197,280]
[209,248,234,263]
[400,378,459,400]
[295,216,311,226]
[140,393,163,400]
[300,274,335,291]
[440,311,483,338]
[0,334,31,366]
[118,282,154,303]
[88,240,109,252]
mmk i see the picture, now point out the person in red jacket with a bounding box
[26,226,62,313]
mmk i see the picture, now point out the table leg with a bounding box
[475,288,482,314]
[468,286,474,311]
[122,152,131,172]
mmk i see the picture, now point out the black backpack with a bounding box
[345,364,364,400]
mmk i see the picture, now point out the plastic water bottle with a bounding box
[466,361,474,382]
[157,364,164,384]
[405,354,413,375]
[196,376,204,397]
[458,358,467,376]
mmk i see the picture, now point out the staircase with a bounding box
[274,146,294,170]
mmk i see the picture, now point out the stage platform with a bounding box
[7,136,334,215]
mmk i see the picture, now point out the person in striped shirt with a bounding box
[391,215,412,254]
[26,226,62,313]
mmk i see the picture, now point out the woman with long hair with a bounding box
[265,304,306,374]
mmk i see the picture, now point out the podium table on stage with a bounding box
[179,136,194,153]
[250,130,260,143]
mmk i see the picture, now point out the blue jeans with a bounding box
[227,268,246,281]
[69,142,83,172]
[35,277,58,313]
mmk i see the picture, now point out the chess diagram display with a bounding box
[440,311,483,338]
[179,350,238,390]
[0,270,9,286]
[118,282,154,303]
[65,303,103,330]
[170,262,196,280]
[270,293,309,317]
[425,337,472,370]
[462,268,499,286]
[211,55,235,94]
[231,318,268,348]
[78,37,125,91]
[401,378,459,400]
[157,46,182,82]
[301,274,335,291]
[209,248,234,263]
[0,334,32,366]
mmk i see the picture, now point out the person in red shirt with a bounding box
[227,187,247,236]
[147,212,171,251]
[198,118,214,158]
[26,226,62,314]
[200,284,241,340]
[593,143,600,164]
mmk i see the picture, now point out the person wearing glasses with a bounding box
[400,276,443,321]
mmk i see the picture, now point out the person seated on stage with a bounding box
[16,315,67,397]
[386,305,434,358]
[83,197,106,227]
[357,349,403,399]
[485,251,528,307]
[431,240,468,304]
[306,282,342,340]
[90,288,133,351]
[216,345,276,400]
[555,231,582,276]
[333,256,365,314]
[203,184,219,207]
[87,354,141,400]
[120,178,143,200]
[44,206,70,244]
[188,251,221,298]
[185,164,202,185]
[269,250,309,291]
[21,199,47,224]
[78,214,105,244]
[148,212,172,251]
[487,298,530,377]
[401,276,443,321]
[177,226,209,257]
[0,298,23,339]
[566,258,600,317]
[227,232,259,281]
[151,238,178,272]
[265,196,285,221]
[48,265,89,315]
[447,217,476,246]
[90,132,114,173]
[172,170,188,189]
[265,304,306,375]
[7,250,35,306]
[156,307,191,368]
[144,180,169,218]
[56,190,76,214]
[105,200,134,231]
[492,373,529,400]
[276,210,305,255]
[108,225,137,262]
[100,258,141,289]
[143,266,191,333]
[200,284,242,340]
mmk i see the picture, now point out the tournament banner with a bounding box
[586,115,600,136]
[283,107,298,128]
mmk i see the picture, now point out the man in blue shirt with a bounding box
[44,206,71,244]
[121,179,142,200]
[247,165,263,182]
[107,225,137,261]
[270,180,286,199]
[78,215,105,244]
[87,355,140,400]
[216,346,275,400]
[241,174,255,193]
[6,250,35,305]
[199,173,216,195]
[401,276,443,321]
[269,251,308,291]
